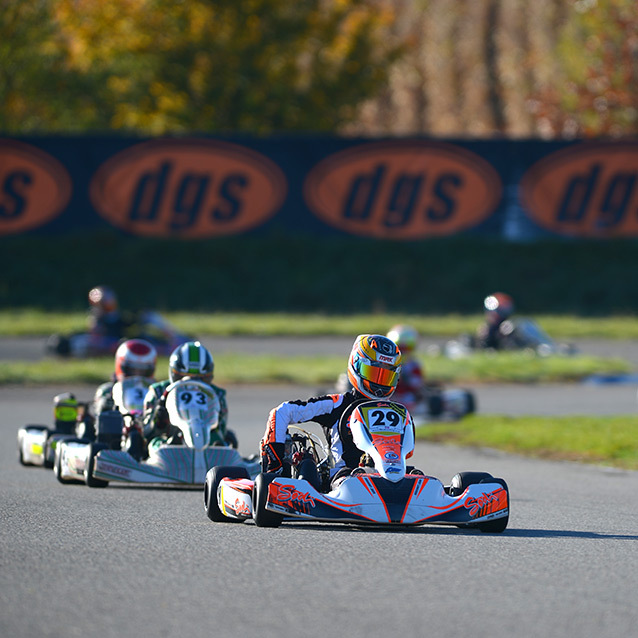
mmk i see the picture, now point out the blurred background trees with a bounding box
[1,0,637,138]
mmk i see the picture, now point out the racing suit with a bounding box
[142,379,230,448]
[262,389,388,477]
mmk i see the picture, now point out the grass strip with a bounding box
[0,352,630,387]
[416,414,638,470]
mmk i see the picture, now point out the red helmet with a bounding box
[484,293,514,324]
[88,285,118,315]
[114,339,157,380]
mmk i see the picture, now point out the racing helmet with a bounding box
[484,292,514,324]
[114,339,157,380]
[53,392,79,425]
[88,285,118,315]
[347,334,402,400]
[386,324,418,355]
[169,341,214,383]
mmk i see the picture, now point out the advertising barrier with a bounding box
[1,135,637,240]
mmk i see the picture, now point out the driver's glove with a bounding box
[261,441,285,474]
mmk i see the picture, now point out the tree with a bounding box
[8,0,405,134]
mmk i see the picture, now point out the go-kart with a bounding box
[56,378,259,488]
[443,317,577,359]
[17,395,94,469]
[46,310,193,358]
[204,399,509,532]
[53,376,151,485]
[334,372,475,424]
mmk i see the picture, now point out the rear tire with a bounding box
[85,443,109,488]
[253,473,283,528]
[204,466,250,522]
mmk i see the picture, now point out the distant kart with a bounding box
[55,378,259,488]
[444,317,577,359]
[204,400,509,532]
[334,372,475,424]
[46,310,193,358]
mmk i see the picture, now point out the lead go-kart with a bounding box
[55,377,259,488]
[204,399,509,532]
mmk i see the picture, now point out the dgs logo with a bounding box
[521,142,638,237]
[303,141,502,239]
[0,140,72,235]
[90,139,287,238]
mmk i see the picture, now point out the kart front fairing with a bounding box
[93,445,260,485]
[218,472,509,527]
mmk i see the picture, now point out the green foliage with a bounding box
[416,414,638,470]
[1,0,404,134]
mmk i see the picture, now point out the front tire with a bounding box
[204,466,250,522]
[253,473,283,528]
[449,472,509,533]
[85,443,109,488]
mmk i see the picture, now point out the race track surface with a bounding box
[1,338,638,638]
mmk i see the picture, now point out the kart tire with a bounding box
[53,438,85,484]
[85,443,109,488]
[253,473,283,528]
[204,466,250,522]
[125,430,144,461]
[463,391,476,415]
[477,477,509,534]
[448,471,494,497]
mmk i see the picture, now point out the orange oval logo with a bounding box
[303,141,502,238]
[0,140,72,235]
[521,142,638,237]
[90,139,287,238]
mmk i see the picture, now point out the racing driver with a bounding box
[260,334,419,490]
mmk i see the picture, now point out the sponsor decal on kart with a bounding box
[233,498,252,517]
[463,487,506,518]
[98,461,132,479]
[270,482,316,512]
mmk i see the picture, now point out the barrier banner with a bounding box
[1,135,637,240]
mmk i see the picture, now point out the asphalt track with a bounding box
[1,338,638,638]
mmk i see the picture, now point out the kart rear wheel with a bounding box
[85,443,109,488]
[204,466,250,522]
[253,473,283,528]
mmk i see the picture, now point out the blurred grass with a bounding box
[416,414,638,470]
[2,310,638,338]
[0,351,630,386]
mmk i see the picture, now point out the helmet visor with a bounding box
[358,361,399,387]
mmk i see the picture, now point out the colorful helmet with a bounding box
[484,292,514,323]
[88,285,118,315]
[386,324,419,355]
[114,339,157,380]
[53,392,79,423]
[169,341,214,383]
[347,334,402,399]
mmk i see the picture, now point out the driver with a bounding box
[142,341,235,449]
[93,339,158,414]
[260,334,419,490]
[475,292,515,349]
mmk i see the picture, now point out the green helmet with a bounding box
[169,341,214,383]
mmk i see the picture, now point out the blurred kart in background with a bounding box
[441,317,577,359]
[46,310,193,358]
